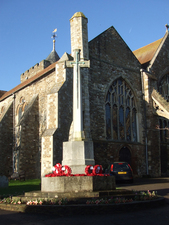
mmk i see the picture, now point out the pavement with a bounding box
[116,176,169,203]
[0,177,169,225]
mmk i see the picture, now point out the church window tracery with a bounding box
[105,78,137,142]
[159,73,169,102]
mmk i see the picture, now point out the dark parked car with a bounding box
[105,162,133,182]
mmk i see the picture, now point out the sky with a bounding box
[0,0,168,91]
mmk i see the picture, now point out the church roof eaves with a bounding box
[133,38,163,65]
[0,61,58,102]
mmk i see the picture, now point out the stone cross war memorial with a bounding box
[42,13,115,193]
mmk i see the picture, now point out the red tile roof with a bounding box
[0,61,57,101]
[133,38,163,65]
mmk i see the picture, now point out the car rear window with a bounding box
[113,163,130,171]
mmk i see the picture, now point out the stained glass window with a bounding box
[105,103,111,139]
[105,78,137,142]
[112,104,118,140]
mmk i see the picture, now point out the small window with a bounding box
[16,97,26,122]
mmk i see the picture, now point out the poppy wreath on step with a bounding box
[52,163,62,176]
[85,165,94,176]
[62,165,72,176]
[92,165,103,175]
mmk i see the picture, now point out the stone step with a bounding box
[12,189,134,202]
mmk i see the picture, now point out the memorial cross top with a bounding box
[65,49,90,141]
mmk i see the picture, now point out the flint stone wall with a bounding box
[0,101,13,177]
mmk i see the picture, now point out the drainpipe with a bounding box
[12,93,16,173]
[140,69,149,175]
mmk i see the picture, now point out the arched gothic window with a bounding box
[105,78,137,142]
[16,97,27,123]
[15,97,27,149]
[159,73,169,101]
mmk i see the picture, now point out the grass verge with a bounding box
[0,179,41,198]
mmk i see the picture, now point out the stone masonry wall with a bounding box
[149,33,169,77]
[144,33,169,176]
[41,60,73,177]
[70,15,88,60]
[13,68,56,178]
[82,68,92,141]
[140,70,161,176]
[0,101,13,177]
[53,66,73,166]
[93,141,146,176]
[41,131,54,177]
[88,26,148,176]
[19,96,39,179]
[88,27,143,140]
[47,93,58,129]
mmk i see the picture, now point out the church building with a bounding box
[0,12,169,179]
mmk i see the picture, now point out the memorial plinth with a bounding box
[62,141,95,174]
[41,176,115,192]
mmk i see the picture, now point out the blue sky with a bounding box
[0,0,168,91]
